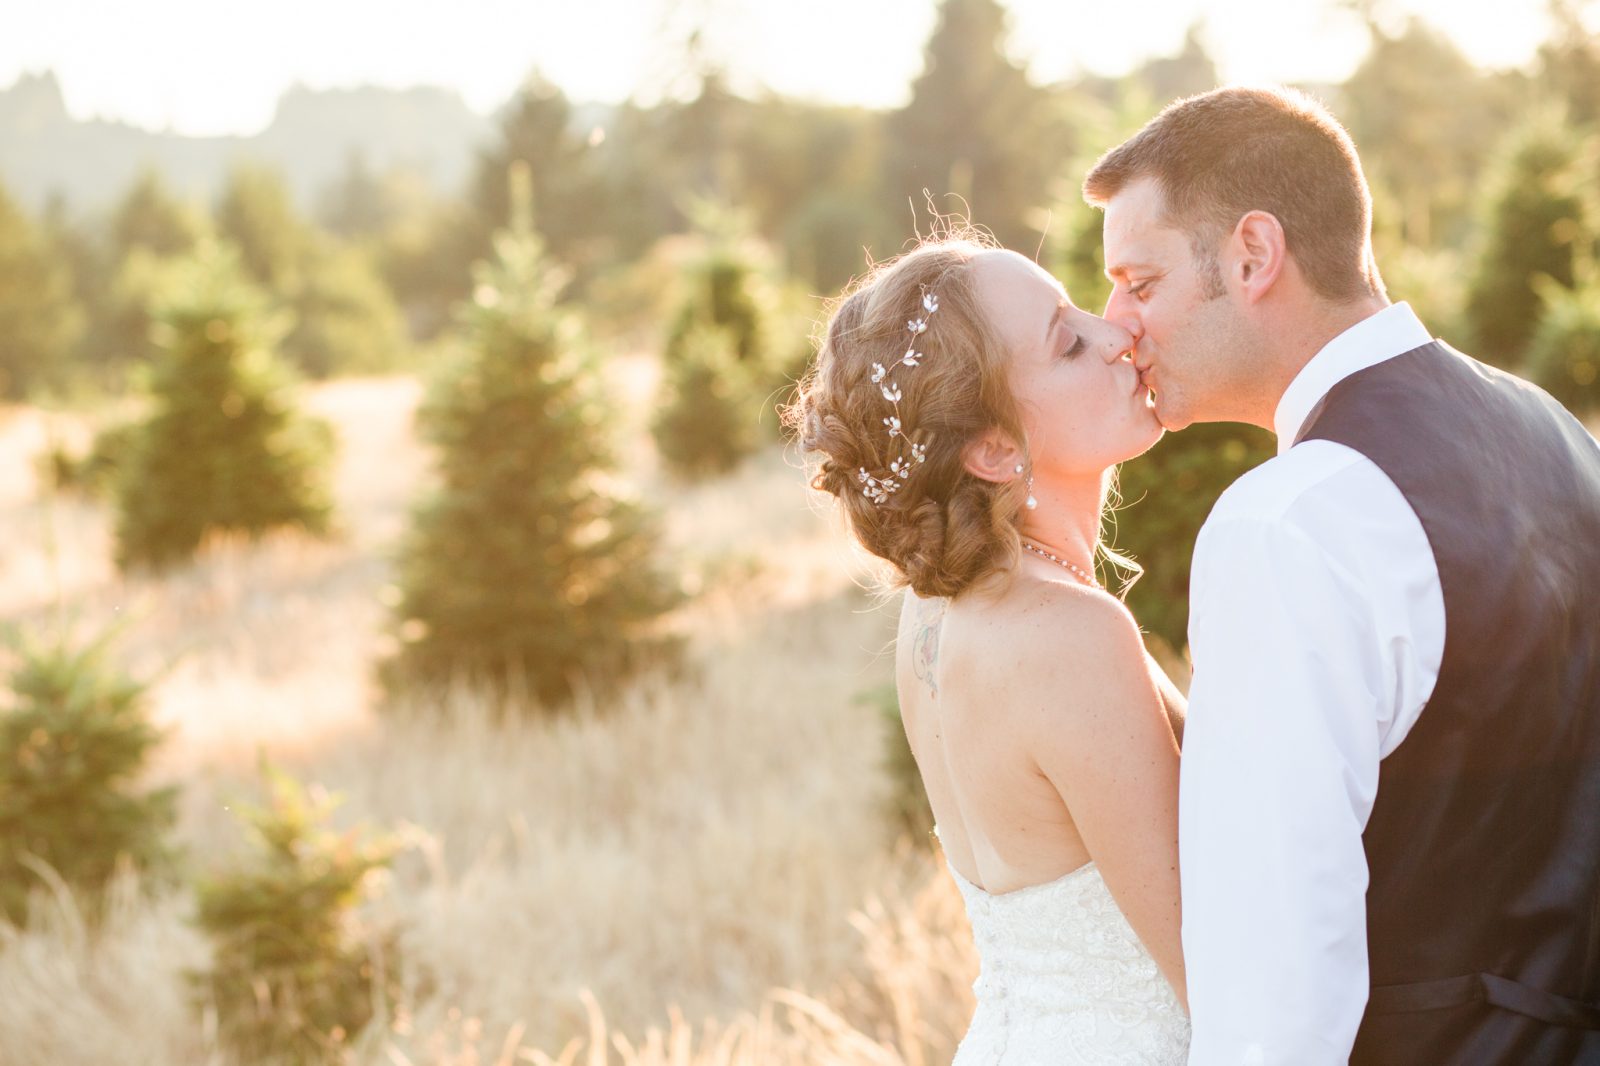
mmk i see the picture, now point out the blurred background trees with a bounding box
[384,169,680,705]
[0,630,176,926]
[3,0,1599,652]
[111,245,335,569]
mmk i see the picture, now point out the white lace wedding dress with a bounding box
[941,833,1191,1064]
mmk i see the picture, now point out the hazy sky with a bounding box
[4,0,1593,136]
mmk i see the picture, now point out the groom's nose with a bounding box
[1102,291,1144,348]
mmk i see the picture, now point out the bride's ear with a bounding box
[962,429,1025,485]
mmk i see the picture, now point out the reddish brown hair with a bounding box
[788,237,1032,598]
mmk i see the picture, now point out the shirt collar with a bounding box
[1273,301,1432,454]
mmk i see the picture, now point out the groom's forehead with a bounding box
[1103,192,1187,277]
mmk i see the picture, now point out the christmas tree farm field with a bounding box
[0,371,977,1064]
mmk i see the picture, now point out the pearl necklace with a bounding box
[1020,540,1099,589]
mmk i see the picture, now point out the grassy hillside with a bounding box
[0,371,977,1064]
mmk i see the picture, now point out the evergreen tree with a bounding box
[315,150,391,240]
[664,203,775,367]
[885,0,1061,250]
[1342,18,1520,249]
[653,324,759,479]
[471,75,595,268]
[0,181,84,399]
[387,168,679,706]
[193,766,398,1065]
[0,628,177,925]
[113,244,334,569]
[215,164,307,291]
[1113,424,1276,652]
[284,240,410,377]
[111,169,203,261]
[1464,112,1589,367]
[1538,0,1600,128]
[1132,23,1219,102]
[88,171,208,373]
[1526,268,1600,414]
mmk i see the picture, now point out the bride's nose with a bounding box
[1100,321,1135,363]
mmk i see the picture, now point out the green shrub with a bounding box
[653,325,761,479]
[1464,113,1591,368]
[1527,272,1600,415]
[39,418,139,497]
[1112,424,1275,652]
[665,243,772,368]
[0,180,84,400]
[282,242,411,378]
[193,767,398,1065]
[113,244,335,570]
[0,628,177,925]
[386,188,680,706]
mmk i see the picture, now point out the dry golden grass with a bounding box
[0,372,976,1065]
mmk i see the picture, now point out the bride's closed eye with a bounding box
[1059,334,1087,360]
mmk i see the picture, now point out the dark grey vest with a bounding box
[1297,341,1600,1065]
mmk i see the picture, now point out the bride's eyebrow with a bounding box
[1044,302,1065,344]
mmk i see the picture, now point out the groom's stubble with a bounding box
[1100,179,1271,433]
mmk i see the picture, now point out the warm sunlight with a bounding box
[4,0,1599,1061]
[1,0,1576,135]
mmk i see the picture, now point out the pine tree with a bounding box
[654,203,784,472]
[0,181,84,399]
[111,169,203,261]
[664,203,774,367]
[1464,111,1590,368]
[1538,0,1600,128]
[113,244,334,569]
[471,75,594,268]
[387,167,679,706]
[284,239,410,377]
[0,627,177,925]
[1112,424,1276,652]
[215,164,307,291]
[1526,268,1600,415]
[1342,18,1515,249]
[193,766,398,1065]
[653,324,759,479]
[885,0,1060,250]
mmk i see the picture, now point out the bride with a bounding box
[793,235,1191,1062]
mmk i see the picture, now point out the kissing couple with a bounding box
[793,86,1600,1064]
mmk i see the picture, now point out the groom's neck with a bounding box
[1253,293,1392,430]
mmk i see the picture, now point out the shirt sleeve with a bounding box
[1181,514,1385,1066]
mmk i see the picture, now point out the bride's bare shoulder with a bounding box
[989,580,1157,712]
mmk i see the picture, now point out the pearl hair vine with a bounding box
[857,289,938,505]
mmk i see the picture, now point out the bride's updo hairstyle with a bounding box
[790,236,1031,598]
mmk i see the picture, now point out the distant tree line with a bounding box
[4,0,1599,653]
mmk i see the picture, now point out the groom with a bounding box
[1086,86,1600,1064]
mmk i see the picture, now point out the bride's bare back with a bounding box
[896,569,1188,1005]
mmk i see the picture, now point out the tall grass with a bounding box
[0,372,976,1064]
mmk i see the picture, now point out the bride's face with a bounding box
[969,250,1163,480]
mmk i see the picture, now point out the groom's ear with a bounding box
[961,429,1024,484]
[1230,210,1286,303]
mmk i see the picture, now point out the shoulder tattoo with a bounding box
[911,596,947,698]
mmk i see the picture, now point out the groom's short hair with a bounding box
[1083,85,1384,303]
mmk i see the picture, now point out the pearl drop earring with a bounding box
[1015,463,1037,510]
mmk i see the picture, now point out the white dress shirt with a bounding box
[1181,302,1448,1065]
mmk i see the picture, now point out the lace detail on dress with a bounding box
[941,838,1190,1064]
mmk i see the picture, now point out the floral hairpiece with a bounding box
[857,290,937,505]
